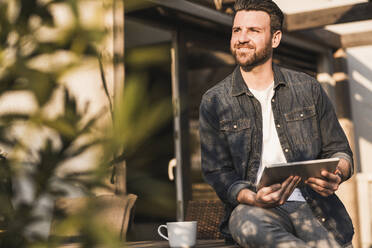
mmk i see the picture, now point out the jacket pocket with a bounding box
[220,119,250,131]
[284,105,320,152]
[219,119,252,158]
[284,105,316,122]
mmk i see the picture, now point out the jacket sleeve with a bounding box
[314,81,354,180]
[199,95,253,206]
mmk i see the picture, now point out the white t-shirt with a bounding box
[250,82,305,202]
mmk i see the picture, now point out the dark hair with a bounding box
[233,0,284,33]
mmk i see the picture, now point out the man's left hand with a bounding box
[305,170,341,197]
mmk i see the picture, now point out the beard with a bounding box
[231,39,273,71]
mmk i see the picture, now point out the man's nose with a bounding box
[238,30,251,43]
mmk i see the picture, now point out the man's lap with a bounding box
[228,202,342,248]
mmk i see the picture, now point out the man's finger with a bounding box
[255,183,282,205]
[306,177,335,191]
[260,193,281,203]
[257,177,292,205]
[273,176,294,201]
[306,181,334,197]
[279,176,300,204]
[260,183,281,194]
[260,176,292,196]
[278,176,294,191]
[321,170,341,184]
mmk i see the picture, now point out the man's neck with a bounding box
[240,59,274,91]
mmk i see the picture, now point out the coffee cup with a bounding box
[157,221,197,247]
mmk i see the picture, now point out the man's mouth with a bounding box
[236,47,253,52]
[235,43,255,51]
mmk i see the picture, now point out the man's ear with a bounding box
[272,30,282,48]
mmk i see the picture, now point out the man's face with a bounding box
[230,10,274,69]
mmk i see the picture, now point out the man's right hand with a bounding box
[237,176,301,208]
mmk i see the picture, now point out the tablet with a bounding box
[257,157,340,189]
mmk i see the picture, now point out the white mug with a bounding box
[157,221,197,248]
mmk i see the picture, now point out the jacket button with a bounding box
[277,124,281,128]
[321,218,326,222]
[272,99,275,102]
[284,148,289,153]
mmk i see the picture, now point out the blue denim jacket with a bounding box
[199,64,354,245]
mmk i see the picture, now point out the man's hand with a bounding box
[305,170,341,197]
[237,176,301,208]
[255,176,301,207]
[305,158,351,197]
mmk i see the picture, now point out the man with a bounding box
[199,0,354,247]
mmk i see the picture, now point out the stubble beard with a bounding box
[231,39,273,72]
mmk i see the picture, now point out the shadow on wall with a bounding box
[346,51,372,173]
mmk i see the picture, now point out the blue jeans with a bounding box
[229,201,353,248]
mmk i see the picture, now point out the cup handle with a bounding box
[157,225,169,240]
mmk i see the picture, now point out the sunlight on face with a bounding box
[230,10,274,69]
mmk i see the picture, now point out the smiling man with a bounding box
[231,9,275,72]
[199,0,354,247]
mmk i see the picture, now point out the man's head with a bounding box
[233,0,284,34]
[230,0,283,70]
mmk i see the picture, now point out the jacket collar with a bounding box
[230,63,287,97]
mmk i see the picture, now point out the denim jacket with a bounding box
[199,64,354,246]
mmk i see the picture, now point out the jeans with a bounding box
[229,201,353,248]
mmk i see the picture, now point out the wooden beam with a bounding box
[187,0,218,8]
[187,0,235,7]
[125,0,156,13]
[284,2,372,31]
[296,28,372,49]
[341,30,372,47]
[147,0,233,26]
[295,29,341,49]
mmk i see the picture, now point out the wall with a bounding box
[346,46,372,174]
[346,45,372,248]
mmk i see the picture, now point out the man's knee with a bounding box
[229,204,279,247]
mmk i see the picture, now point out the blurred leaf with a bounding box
[0,0,173,246]
[32,139,61,196]
[98,54,113,120]
[0,113,30,122]
[42,118,77,140]
[111,78,172,156]
[65,139,102,159]
[126,44,171,68]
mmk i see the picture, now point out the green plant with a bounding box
[0,0,172,247]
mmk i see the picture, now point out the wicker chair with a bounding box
[50,161,137,241]
[185,199,224,240]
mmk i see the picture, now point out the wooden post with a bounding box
[317,51,336,103]
[171,29,192,221]
[113,0,126,193]
[113,0,125,102]
[356,173,372,248]
[332,48,361,248]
